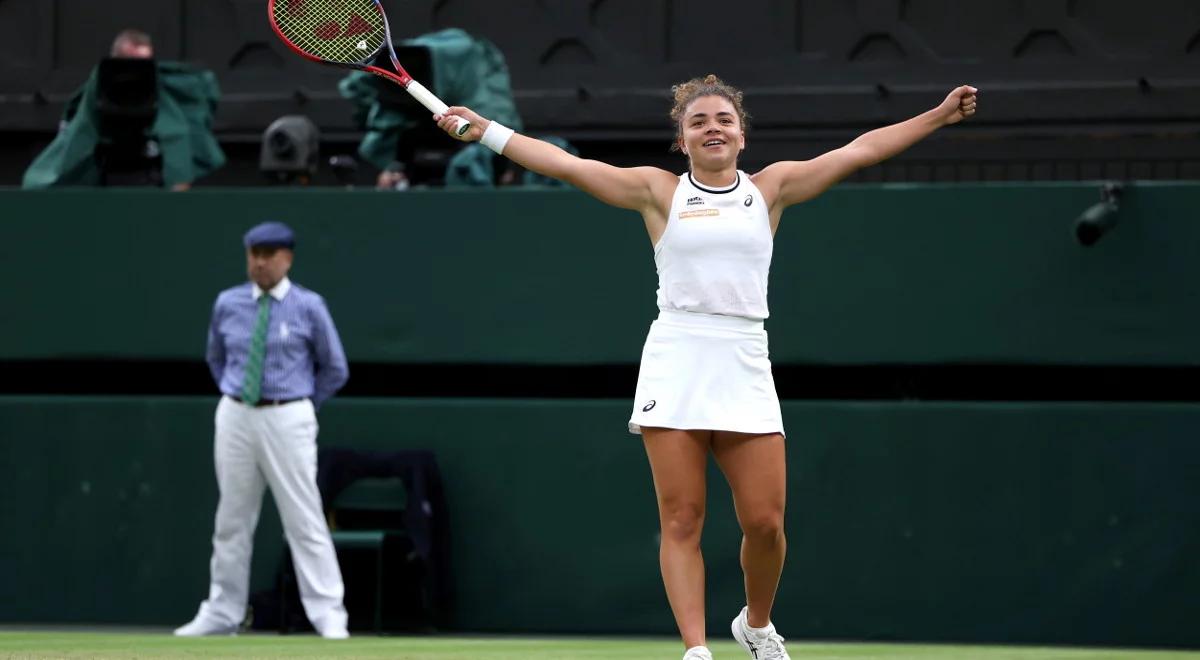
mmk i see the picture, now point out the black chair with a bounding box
[327,476,409,633]
[273,449,450,634]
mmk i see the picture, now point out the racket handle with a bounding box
[407,80,471,136]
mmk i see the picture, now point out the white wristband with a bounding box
[480,121,515,155]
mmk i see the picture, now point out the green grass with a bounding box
[0,632,1198,660]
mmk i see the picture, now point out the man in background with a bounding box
[175,222,350,639]
[22,28,225,189]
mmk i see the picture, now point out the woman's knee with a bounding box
[659,499,705,542]
[740,508,785,541]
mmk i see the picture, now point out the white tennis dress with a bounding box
[628,170,784,436]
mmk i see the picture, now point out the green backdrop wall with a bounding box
[2,183,1198,365]
[1,397,1197,647]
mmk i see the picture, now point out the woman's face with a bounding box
[678,95,744,168]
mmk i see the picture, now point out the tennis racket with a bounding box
[268,0,470,136]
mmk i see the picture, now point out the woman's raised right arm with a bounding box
[436,106,672,213]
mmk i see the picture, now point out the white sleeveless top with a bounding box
[653,170,773,320]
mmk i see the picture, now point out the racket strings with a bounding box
[272,0,385,64]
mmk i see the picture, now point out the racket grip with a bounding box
[407,80,471,136]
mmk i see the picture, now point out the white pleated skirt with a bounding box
[627,309,784,436]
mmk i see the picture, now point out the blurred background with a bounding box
[1,0,1198,652]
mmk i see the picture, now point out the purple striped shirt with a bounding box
[206,278,348,408]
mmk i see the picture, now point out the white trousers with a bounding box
[193,396,347,633]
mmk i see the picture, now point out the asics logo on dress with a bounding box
[642,400,656,412]
[686,196,704,206]
[744,194,754,207]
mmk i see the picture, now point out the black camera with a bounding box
[94,57,162,186]
[1074,183,1124,247]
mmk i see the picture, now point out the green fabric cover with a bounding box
[22,61,226,189]
[339,28,523,169]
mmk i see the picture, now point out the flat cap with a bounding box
[243,221,295,249]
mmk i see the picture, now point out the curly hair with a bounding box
[669,74,749,152]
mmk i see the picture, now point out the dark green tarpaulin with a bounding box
[22,61,226,189]
[339,28,523,169]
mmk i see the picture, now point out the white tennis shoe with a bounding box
[731,606,790,660]
[682,646,713,660]
[173,615,238,637]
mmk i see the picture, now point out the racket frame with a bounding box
[267,0,470,135]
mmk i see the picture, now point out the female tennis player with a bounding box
[436,75,977,660]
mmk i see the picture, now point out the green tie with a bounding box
[241,294,272,405]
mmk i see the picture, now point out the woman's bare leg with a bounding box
[712,431,787,628]
[643,427,712,649]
